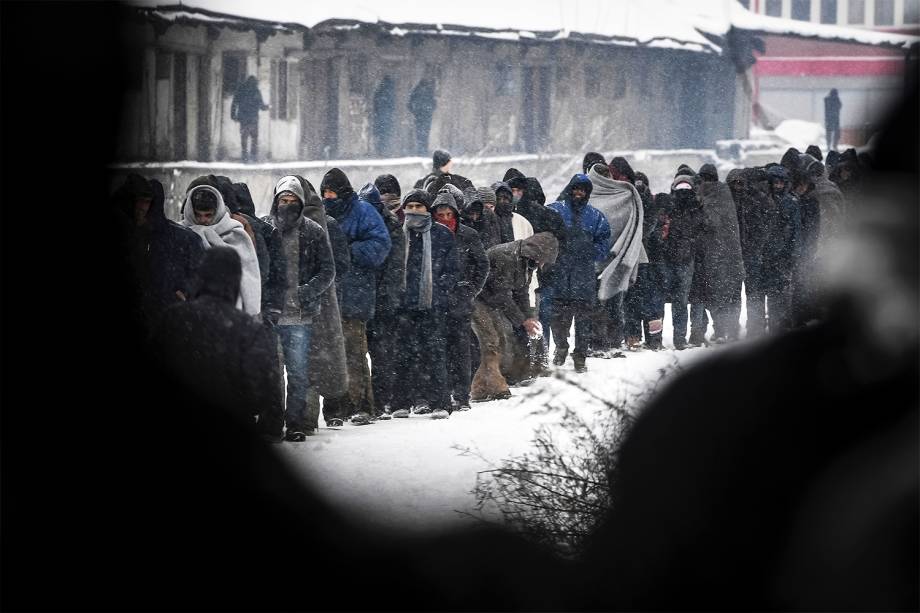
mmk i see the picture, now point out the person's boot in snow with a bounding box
[412,403,432,415]
[284,430,308,442]
[455,400,471,411]
[430,409,450,419]
[573,354,588,373]
[326,417,344,427]
[553,348,568,366]
[392,408,410,418]
[350,412,372,425]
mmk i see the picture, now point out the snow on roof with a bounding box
[128,0,722,54]
[688,0,919,50]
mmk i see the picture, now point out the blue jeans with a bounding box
[276,324,312,431]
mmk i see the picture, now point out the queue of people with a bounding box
[114,145,864,441]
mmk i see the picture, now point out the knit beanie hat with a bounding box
[402,188,432,211]
[477,186,496,206]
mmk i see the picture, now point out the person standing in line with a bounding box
[263,176,336,440]
[319,168,392,426]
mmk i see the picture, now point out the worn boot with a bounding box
[573,353,587,373]
[552,348,568,366]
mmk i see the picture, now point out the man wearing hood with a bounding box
[489,181,519,244]
[181,179,262,316]
[460,186,501,249]
[111,174,204,336]
[263,176,336,440]
[432,188,489,411]
[547,174,611,373]
[752,165,803,335]
[319,168,391,426]
[471,233,559,401]
[661,174,706,349]
[390,188,459,419]
[374,173,404,223]
[359,182,407,419]
[151,246,284,441]
[687,164,745,344]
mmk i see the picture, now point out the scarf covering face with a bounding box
[403,212,433,309]
[181,184,262,315]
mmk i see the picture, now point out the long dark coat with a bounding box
[299,177,350,398]
[689,180,745,307]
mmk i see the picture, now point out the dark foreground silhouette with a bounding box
[2,4,916,610]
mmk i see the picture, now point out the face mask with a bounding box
[512,193,522,205]
[277,202,301,229]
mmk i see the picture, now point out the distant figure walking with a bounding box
[824,88,842,152]
[231,76,269,162]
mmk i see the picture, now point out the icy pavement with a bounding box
[276,306,738,534]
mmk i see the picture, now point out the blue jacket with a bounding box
[547,177,611,302]
[326,193,392,320]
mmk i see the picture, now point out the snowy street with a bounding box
[278,306,721,533]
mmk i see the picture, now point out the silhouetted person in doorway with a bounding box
[824,88,842,152]
[408,77,436,154]
[373,76,396,157]
[231,75,269,162]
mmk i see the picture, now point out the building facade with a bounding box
[740,0,918,144]
[116,5,746,163]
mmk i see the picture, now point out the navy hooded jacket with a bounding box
[547,174,611,302]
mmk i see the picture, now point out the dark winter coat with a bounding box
[359,183,407,314]
[150,246,283,435]
[512,177,567,241]
[231,76,267,124]
[727,167,773,291]
[298,177,350,398]
[403,220,459,311]
[432,191,490,317]
[325,192,392,321]
[690,179,745,306]
[760,166,804,294]
[662,181,705,265]
[265,197,336,322]
[112,175,205,330]
[451,224,490,317]
[547,175,612,303]
[644,193,670,264]
[477,233,559,327]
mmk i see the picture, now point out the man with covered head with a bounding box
[263,176,336,440]
[470,233,558,401]
[386,188,459,418]
[319,168,391,426]
[432,187,489,412]
[547,174,611,372]
[181,179,261,316]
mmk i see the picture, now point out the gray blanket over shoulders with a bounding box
[587,167,647,300]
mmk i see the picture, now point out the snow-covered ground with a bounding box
[276,304,744,534]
